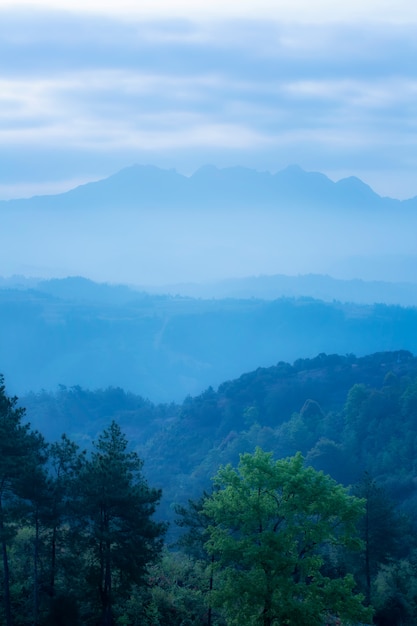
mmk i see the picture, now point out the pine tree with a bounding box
[352,473,412,605]
[0,375,45,626]
[42,434,86,623]
[77,421,166,625]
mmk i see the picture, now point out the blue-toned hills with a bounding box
[2,163,415,211]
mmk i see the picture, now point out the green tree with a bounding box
[0,375,47,626]
[372,554,417,625]
[42,434,86,623]
[174,494,218,625]
[117,550,213,626]
[351,474,413,606]
[14,438,50,625]
[78,421,166,626]
[203,448,372,626]
[175,494,212,561]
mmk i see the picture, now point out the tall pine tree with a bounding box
[77,421,166,625]
[0,375,46,626]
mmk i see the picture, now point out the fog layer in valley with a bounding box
[1,165,416,286]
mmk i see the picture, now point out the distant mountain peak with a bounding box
[282,164,304,173]
[1,163,413,211]
[336,175,379,198]
[190,164,221,180]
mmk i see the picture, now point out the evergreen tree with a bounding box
[174,494,217,625]
[14,436,50,625]
[0,375,46,626]
[43,434,86,623]
[77,421,166,625]
[174,494,212,561]
[352,473,413,605]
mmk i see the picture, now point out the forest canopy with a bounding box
[2,350,417,624]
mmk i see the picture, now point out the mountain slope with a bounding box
[1,164,416,285]
[144,273,417,305]
[1,164,414,212]
[1,279,417,402]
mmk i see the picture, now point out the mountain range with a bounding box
[2,164,417,212]
[2,272,417,306]
[1,163,416,285]
[138,273,417,305]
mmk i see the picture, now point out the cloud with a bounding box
[0,8,417,199]
[3,0,417,24]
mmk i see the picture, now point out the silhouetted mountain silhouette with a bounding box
[1,164,414,211]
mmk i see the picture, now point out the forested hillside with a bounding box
[21,349,417,507]
[4,349,417,624]
[3,3,417,625]
[2,277,417,401]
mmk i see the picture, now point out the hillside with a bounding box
[20,350,417,530]
[1,277,417,401]
[146,273,417,306]
[7,349,417,625]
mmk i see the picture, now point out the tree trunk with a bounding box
[49,523,57,596]
[365,497,371,605]
[103,542,112,623]
[262,610,272,626]
[262,574,273,626]
[101,546,113,626]
[100,605,114,626]
[0,497,13,626]
[33,509,40,626]
[207,554,214,626]
[99,508,113,626]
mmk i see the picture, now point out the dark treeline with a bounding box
[0,378,165,626]
[3,351,417,624]
[22,350,417,520]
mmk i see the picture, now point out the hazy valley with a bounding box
[3,4,417,622]
[2,164,417,625]
[1,164,417,285]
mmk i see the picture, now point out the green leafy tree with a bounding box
[117,550,213,626]
[78,421,166,626]
[203,448,372,626]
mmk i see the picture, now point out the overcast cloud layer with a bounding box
[0,2,417,199]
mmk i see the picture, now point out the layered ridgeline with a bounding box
[0,164,416,283]
[3,163,417,211]
[1,277,417,401]
[20,350,417,528]
[4,357,417,625]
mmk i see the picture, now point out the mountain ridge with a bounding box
[3,272,417,306]
[1,276,417,402]
[1,164,416,286]
[138,272,417,305]
[1,164,415,211]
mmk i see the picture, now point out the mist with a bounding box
[2,200,416,286]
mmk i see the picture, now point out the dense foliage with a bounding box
[203,449,371,626]
[3,350,417,623]
[0,380,165,626]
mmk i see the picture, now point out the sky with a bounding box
[0,1,417,200]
